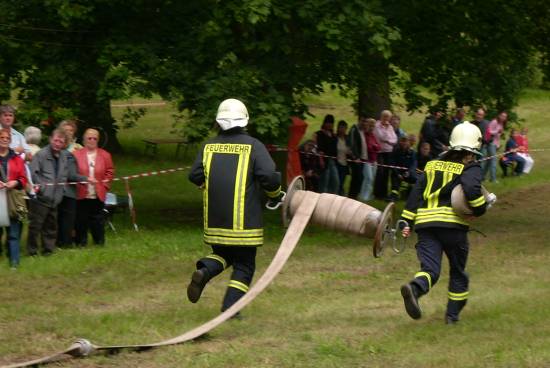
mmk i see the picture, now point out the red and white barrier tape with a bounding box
[124,178,139,231]
[269,145,550,172]
[36,167,190,187]
[29,146,549,189]
[21,147,547,233]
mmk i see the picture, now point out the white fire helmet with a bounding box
[216,98,249,131]
[449,121,482,155]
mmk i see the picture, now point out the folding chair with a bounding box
[104,192,129,233]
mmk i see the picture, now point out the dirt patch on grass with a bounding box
[480,182,550,239]
[493,182,550,215]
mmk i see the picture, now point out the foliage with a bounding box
[0,0,161,150]
[119,106,146,129]
[133,0,399,143]
[384,1,543,114]
[1,0,550,146]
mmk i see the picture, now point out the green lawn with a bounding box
[1,89,549,367]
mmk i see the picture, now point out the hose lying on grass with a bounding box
[3,176,398,368]
[2,191,320,368]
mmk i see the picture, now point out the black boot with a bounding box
[445,316,458,325]
[187,268,210,303]
[400,283,422,320]
[445,299,466,324]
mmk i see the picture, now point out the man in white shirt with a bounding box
[0,105,31,157]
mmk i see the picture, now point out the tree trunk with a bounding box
[79,98,122,153]
[357,54,392,119]
[76,64,122,153]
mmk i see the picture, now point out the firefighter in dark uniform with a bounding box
[399,121,496,324]
[187,98,284,314]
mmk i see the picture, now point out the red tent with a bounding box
[286,116,308,184]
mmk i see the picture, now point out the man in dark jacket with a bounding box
[347,117,368,199]
[27,129,88,256]
[187,98,283,314]
[418,110,449,157]
[471,108,490,174]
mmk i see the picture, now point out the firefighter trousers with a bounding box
[196,245,257,312]
[411,228,470,321]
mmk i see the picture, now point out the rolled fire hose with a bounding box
[451,184,493,217]
[3,176,395,367]
[282,176,395,258]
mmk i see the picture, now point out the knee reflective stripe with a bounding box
[448,291,469,301]
[205,254,227,269]
[228,280,249,293]
[415,271,432,290]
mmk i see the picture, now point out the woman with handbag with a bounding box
[0,128,28,269]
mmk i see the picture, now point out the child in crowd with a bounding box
[389,135,417,201]
[500,128,525,177]
[514,127,534,174]
[391,115,406,138]
[299,140,322,192]
[408,133,417,150]
[416,141,434,172]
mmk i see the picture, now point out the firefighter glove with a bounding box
[486,192,497,209]
[266,191,286,210]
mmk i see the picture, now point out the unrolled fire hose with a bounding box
[3,176,399,368]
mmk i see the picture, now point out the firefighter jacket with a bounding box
[189,128,281,247]
[400,159,487,231]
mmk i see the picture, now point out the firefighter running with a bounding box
[187,98,284,315]
[399,121,496,324]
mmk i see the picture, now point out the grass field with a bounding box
[0,89,549,367]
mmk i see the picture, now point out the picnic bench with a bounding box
[142,138,192,158]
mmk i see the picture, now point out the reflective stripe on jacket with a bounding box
[400,159,487,231]
[189,129,281,246]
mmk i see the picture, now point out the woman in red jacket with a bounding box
[73,128,114,246]
[0,128,28,268]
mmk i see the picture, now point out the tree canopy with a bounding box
[1,0,548,148]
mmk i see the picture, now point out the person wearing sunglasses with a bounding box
[73,128,114,247]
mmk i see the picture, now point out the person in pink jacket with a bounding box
[485,111,506,182]
[73,128,115,246]
[373,110,397,199]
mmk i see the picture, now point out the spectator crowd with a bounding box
[0,104,115,270]
[299,107,534,201]
[1,101,535,270]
